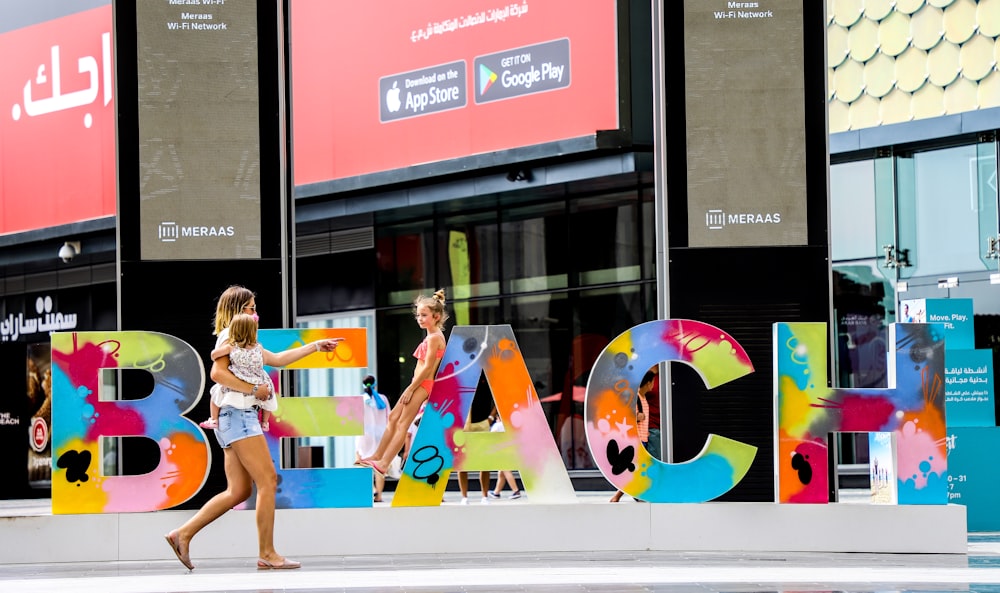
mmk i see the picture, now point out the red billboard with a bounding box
[0,5,116,235]
[290,0,620,186]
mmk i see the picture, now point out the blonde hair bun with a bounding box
[433,289,446,304]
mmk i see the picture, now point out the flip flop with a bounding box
[164,531,194,570]
[365,460,387,477]
[257,557,302,570]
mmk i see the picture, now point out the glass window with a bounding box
[641,191,656,281]
[436,210,500,321]
[376,220,436,307]
[832,264,891,389]
[501,201,568,293]
[830,159,877,261]
[569,192,642,286]
[294,311,377,468]
[975,140,999,271]
[898,144,988,276]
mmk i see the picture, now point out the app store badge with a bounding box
[474,38,571,104]
[379,60,467,123]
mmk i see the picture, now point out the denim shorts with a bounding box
[214,406,263,449]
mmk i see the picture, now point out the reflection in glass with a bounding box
[295,312,376,469]
[501,202,568,293]
[899,144,987,276]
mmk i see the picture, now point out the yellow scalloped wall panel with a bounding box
[978,0,1000,36]
[943,76,979,112]
[880,89,916,125]
[896,46,931,92]
[912,5,945,50]
[865,52,897,98]
[849,94,883,128]
[849,17,881,62]
[878,10,913,57]
[897,0,929,15]
[911,83,947,118]
[943,0,979,44]
[979,71,1000,108]
[834,0,865,27]
[834,59,866,102]
[828,23,851,68]
[960,34,998,81]
[866,0,896,22]
[829,98,851,133]
[927,40,962,86]
[827,0,995,131]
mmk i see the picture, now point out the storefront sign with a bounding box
[0,295,80,342]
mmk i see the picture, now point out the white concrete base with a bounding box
[0,501,967,564]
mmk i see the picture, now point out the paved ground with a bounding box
[3,496,998,593]
[5,543,1000,593]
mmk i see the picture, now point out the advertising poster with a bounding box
[0,4,115,234]
[867,432,897,504]
[290,0,620,186]
[926,298,975,349]
[945,349,996,427]
[947,427,1000,531]
[26,344,52,490]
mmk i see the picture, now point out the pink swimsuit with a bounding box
[413,331,444,393]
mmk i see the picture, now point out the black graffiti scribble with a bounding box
[57,450,91,484]
[607,440,636,476]
[410,445,444,485]
[791,451,812,485]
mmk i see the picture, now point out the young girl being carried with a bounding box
[358,289,448,476]
[206,314,278,430]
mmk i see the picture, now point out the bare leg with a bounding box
[173,448,252,560]
[493,471,507,495]
[373,471,386,502]
[609,490,624,503]
[458,471,470,499]
[374,389,428,470]
[229,435,285,563]
[479,471,490,498]
[502,470,518,493]
[366,404,405,463]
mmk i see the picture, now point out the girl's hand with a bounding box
[637,412,645,422]
[399,389,412,405]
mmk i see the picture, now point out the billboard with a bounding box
[133,0,263,260]
[0,4,115,235]
[683,0,810,247]
[290,0,620,187]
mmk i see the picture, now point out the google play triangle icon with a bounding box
[478,64,498,95]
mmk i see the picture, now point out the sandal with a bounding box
[257,557,301,570]
[164,531,194,570]
[198,418,217,430]
[360,459,387,477]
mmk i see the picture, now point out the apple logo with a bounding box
[386,81,401,113]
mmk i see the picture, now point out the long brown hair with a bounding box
[213,285,254,335]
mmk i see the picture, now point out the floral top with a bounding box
[212,343,277,412]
